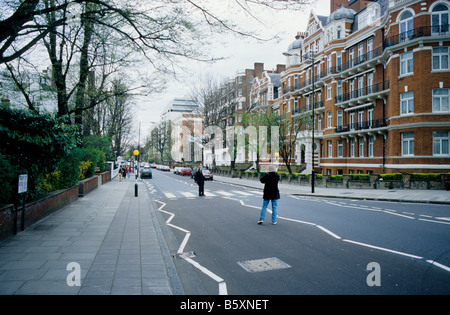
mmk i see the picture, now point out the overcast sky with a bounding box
[134,0,330,138]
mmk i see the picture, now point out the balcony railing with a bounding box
[384,25,450,48]
[292,100,324,116]
[335,80,389,104]
[341,47,384,72]
[336,118,387,133]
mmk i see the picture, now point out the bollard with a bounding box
[135,183,138,197]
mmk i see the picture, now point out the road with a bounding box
[142,169,450,295]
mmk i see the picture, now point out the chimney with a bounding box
[254,62,264,79]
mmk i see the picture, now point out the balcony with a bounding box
[384,25,450,49]
[339,47,384,78]
[292,100,325,116]
[335,80,390,108]
[336,118,387,134]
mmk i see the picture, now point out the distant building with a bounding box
[161,98,203,163]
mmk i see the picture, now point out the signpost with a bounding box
[14,174,27,235]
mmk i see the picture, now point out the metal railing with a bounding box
[335,80,389,104]
[384,25,450,48]
[336,118,387,133]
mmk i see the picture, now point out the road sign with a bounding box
[18,174,27,194]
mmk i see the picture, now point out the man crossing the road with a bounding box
[258,165,280,225]
[194,166,206,196]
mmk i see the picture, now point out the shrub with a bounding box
[380,173,402,180]
[350,174,370,181]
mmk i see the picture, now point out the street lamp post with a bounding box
[283,50,316,193]
[310,50,316,194]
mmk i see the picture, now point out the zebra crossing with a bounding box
[161,189,262,200]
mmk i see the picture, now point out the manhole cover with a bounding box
[237,257,291,273]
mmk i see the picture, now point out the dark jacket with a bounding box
[194,170,205,186]
[260,172,280,200]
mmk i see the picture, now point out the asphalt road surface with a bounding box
[143,169,450,295]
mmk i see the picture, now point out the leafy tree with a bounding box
[0,106,79,202]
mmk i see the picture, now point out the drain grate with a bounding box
[237,257,291,273]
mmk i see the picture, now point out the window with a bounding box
[327,83,332,100]
[337,55,342,72]
[401,132,414,156]
[359,138,364,157]
[337,140,343,157]
[357,42,364,63]
[433,88,450,112]
[368,137,374,157]
[357,76,364,97]
[337,110,343,131]
[367,38,373,59]
[368,108,374,127]
[349,48,354,68]
[432,4,449,34]
[349,79,355,99]
[401,91,414,114]
[400,51,413,75]
[328,140,332,157]
[349,112,355,131]
[433,131,449,155]
[327,111,332,128]
[350,139,355,157]
[367,72,374,94]
[327,56,332,75]
[432,47,449,70]
[358,111,364,129]
[399,10,414,41]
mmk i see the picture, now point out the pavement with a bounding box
[214,175,450,205]
[0,177,182,295]
[0,173,448,295]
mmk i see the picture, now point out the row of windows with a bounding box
[325,137,376,158]
[400,47,449,77]
[400,88,449,115]
[323,131,450,158]
[402,131,450,156]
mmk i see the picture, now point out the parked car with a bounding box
[161,165,170,171]
[179,167,191,176]
[174,167,183,174]
[203,169,213,181]
[140,167,152,179]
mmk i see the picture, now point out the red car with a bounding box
[179,167,192,176]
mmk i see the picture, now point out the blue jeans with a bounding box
[259,199,278,223]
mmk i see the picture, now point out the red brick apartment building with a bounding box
[273,0,450,175]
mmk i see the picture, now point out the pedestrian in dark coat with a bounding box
[194,166,206,196]
[258,165,280,225]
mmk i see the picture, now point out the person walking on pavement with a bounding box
[258,165,280,225]
[194,166,206,196]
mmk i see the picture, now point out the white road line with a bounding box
[179,191,196,198]
[164,192,177,199]
[237,198,450,272]
[426,260,450,272]
[316,225,342,240]
[215,190,235,196]
[232,191,255,196]
[382,210,414,219]
[155,200,228,295]
[342,239,423,259]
